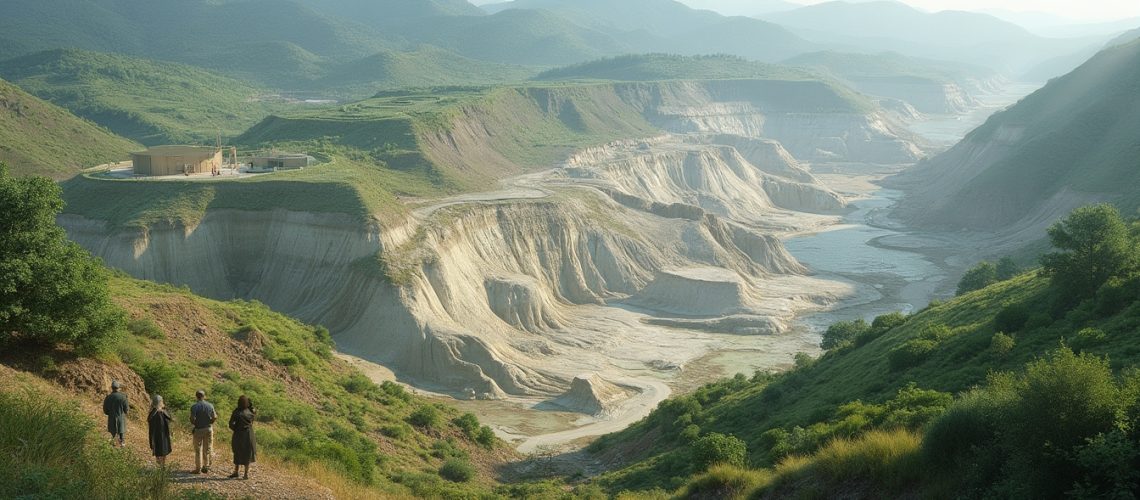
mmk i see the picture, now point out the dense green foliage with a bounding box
[0,164,125,354]
[0,389,173,499]
[1041,204,1138,304]
[592,204,1140,498]
[691,433,748,470]
[0,78,136,178]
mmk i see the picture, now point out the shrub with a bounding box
[990,332,1015,357]
[439,458,474,482]
[820,319,869,350]
[431,439,467,460]
[380,424,410,440]
[996,257,1020,281]
[887,339,937,371]
[339,373,375,395]
[408,405,442,429]
[871,312,908,331]
[680,424,702,442]
[126,318,165,339]
[958,261,998,295]
[692,433,747,470]
[1071,327,1107,352]
[453,413,480,439]
[994,303,1030,333]
[475,426,496,448]
[793,352,815,369]
[133,360,181,401]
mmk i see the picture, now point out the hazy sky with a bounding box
[470,0,1140,23]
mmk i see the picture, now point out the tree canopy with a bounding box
[0,163,123,353]
[1041,204,1138,303]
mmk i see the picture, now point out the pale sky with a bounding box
[470,0,1140,23]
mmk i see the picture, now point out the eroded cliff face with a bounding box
[61,182,827,399]
[61,78,920,402]
[562,136,846,221]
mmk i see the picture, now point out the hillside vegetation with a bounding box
[0,49,281,145]
[1,165,515,497]
[590,204,1140,498]
[535,54,815,82]
[891,39,1140,231]
[784,50,996,86]
[0,78,136,178]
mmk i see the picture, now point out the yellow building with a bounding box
[131,146,222,176]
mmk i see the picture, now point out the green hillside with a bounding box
[535,54,815,82]
[320,46,535,95]
[391,9,630,66]
[0,49,283,145]
[891,39,1140,231]
[590,204,1140,498]
[0,78,137,179]
[784,50,996,85]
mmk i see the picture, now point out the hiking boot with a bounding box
[201,467,209,474]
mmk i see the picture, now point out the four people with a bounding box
[102,380,129,448]
[228,395,257,480]
[107,383,254,479]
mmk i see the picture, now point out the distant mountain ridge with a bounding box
[762,0,1086,73]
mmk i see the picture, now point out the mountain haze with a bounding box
[890,39,1140,231]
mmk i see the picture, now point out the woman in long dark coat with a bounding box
[147,394,173,467]
[228,394,257,479]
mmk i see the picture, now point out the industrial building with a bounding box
[250,153,316,170]
[131,146,222,176]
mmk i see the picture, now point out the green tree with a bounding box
[0,164,123,354]
[995,257,1020,280]
[820,319,869,350]
[957,261,998,295]
[691,432,747,470]
[1041,204,1137,302]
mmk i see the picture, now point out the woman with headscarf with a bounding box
[228,394,257,479]
[147,394,174,467]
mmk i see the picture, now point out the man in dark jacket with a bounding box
[102,380,129,447]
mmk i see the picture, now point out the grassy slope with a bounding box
[60,156,438,229]
[593,268,1140,493]
[0,77,138,179]
[783,50,996,84]
[534,54,817,82]
[0,49,282,145]
[320,46,535,97]
[109,275,509,497]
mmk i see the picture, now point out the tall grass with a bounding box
[0,390,171,499]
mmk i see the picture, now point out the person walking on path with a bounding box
[102,380,129,448]
[147,394,174,467]
[189,389,217,474]
[228,395,257,480]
